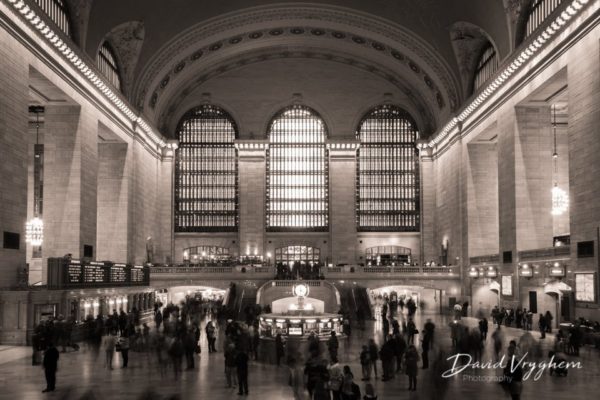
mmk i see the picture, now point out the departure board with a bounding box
[110,263,128,284]
[48,258,150,289]
[66,260,83,284]
[130,265,146,283]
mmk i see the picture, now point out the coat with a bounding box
[404,349,419,376]
[43,347,59,371]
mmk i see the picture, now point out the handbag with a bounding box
[115,343,122,352]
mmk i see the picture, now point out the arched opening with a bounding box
[174,104,239,232]
[266,105,329,231]
[97,42,123,92]
[356,105,420,232]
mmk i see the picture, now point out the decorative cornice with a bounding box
[4,0,167,149]
[133,5,460,115]
[428,0,594,150]
[144,26,451,115]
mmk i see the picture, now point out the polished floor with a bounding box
[0,311,598,400]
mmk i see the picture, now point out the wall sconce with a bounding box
[485,266,498,278]
[468,267,480,278]
[519,263,533,278]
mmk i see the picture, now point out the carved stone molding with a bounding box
[450,22,494,96]
[66,0,93,47]
[106,21,145,97]
[155,48,438,137]
[132,5,460,114]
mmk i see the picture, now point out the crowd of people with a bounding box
[275,262,324,280]
[31,289,600,399]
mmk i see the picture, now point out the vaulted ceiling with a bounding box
[74,1,519,136]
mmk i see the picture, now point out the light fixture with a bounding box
[551,104,569,216]
[468,267,480,278]
[519,264,533,278]
[25,106,44,247]
[428,0,589,148]
[485,266,498,278]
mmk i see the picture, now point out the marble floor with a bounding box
[0,311,598,400]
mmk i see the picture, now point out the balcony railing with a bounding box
[149,264,460,278]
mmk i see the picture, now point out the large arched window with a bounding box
[525,0,562,38]
[473,44,499,91]
[97,42,122,91]
[356,105,420,231]
[34,0,72,38]
[266,105,328,231]
[175,105,238,231]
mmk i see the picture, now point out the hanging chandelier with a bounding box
[25,216,44,246]
[551,104,568,216]
[26,106,45,246]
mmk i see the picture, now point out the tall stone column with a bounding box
[568,36,600,314]
[328,140,359,265]
[497,105,553,305]
[420,147,436,264]
[157,142,177,264]
[466,142,499,257]
[235,140,267,256]
[96,141,130,262]
[43,105,98,282]
[0,40,28,288]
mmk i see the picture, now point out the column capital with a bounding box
[235,139,268,160]
[161,140,179,159]
[327,139,359,159]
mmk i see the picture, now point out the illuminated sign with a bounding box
[288,327,303,335]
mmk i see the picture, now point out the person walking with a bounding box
[479,318,489,341]
[103,332,117,369]
[206,321,217,353]
[329,358,344,400]
[328,331,339,362]
[224,344,238,388]
[404,345,419,391]
[367,339,379,379]
[118,333,130,368]
[236,350,250,395]
[421,330,431,369]
[545,311,553,333]
[42,342,59,393]
[275,333,285,366]
[539,314,547,339]
[360,345,371,380]
[184,329,196,369]
[406,318,417,345]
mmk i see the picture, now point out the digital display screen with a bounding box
[66,260,82,284]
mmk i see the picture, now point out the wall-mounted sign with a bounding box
[501,275,513,296]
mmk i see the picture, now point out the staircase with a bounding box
[233,285,258,323]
